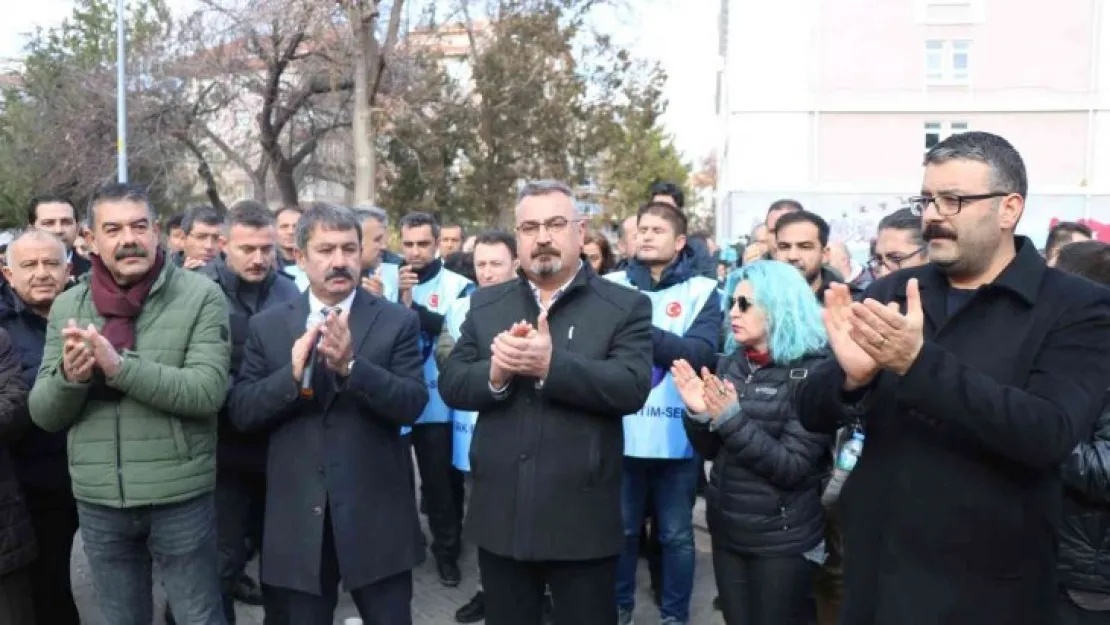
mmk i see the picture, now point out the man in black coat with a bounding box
[229,202,428,625]
[439,180,653,625]
[795,131,1110,625]
[0,231,68,624]
[198,202,300,623]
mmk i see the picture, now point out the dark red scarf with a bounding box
[744,348,772,368]
[89,249,166,351]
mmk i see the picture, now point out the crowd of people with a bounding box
[0,129,1105,625]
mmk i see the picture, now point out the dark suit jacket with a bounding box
[228,288,429,594]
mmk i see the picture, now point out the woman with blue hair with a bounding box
[674,260,832,625]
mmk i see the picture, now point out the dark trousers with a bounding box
[411,423,463,563]
[479,548,617,625]
[267,510,412,625]
[215,470,268,624]
[0,567,35,625]
[1058,590,1110,625]
[24,487,79,625]
[77,494,226,625]
[711,542,817,625]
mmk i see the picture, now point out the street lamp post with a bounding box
[116,0,128,183]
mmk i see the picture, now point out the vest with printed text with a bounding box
[606,272,718,459]
[412,267,473,425]
[444,296,476,470]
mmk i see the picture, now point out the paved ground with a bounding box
[72,498,724,625]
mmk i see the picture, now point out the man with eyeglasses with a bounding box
[439,180,653,625]
[795,130,1110,625]
[869,208,928,279]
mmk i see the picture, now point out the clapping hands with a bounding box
[671,359,738,420]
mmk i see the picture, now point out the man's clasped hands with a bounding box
[489,312,553,389]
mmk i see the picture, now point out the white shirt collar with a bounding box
[306,288,356,327]
[529,260,583,311]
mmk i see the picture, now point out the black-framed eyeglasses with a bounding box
[515,217,578,237]
[726,295,753,313]
[868,246,927,272]
[907,192,1010,217]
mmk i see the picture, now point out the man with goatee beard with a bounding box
[794,131,1110,625]
[440,180,653,625]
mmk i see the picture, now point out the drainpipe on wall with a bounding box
[1085,0,1102,220]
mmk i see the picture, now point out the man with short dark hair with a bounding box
[29,182,231,624]
[164,213,186,255]
[1045,221,1093,267]
[440,180,653,625]
[274,206,302,270]
[440,224,465,258]
[398,211,474,588]
[766,199,804,231]
[229,202,428,625]
[774,210,857,298]
[1,230,75,624]
[180,205,226,270]
[199,201,299,623]
[607,202,721,625]
[796,131,1110,625]
[871,208,928,279]
[650,181,686,209]
[28,193,90,279]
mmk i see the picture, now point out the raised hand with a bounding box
[81,325,122,377]
[670,359,708,414]
[822,283,880,391]
[319,309,354,375]
[702,368,739,419]
[291,323,322,383]
[398,265,418,307]
[61,319,95,383]
[848,278,925,376]
[361,274,384,297]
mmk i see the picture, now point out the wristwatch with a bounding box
[342,358,355,378]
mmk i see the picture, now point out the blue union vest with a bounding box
[412,266,473,425]
[605,272,718,459]
[444,296,477,471]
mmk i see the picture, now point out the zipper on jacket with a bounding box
[115,404,125,505]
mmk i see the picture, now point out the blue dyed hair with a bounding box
[722,260,828,363]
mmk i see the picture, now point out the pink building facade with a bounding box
[716,0,1110,253]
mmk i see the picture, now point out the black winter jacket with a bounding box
[201,258,300,474]
[0,328,36,574]
[0,284,68,492]
[1058,390,1110,594]
[439,265,653,561]
[685,351,831,556]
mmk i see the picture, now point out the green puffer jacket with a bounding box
[29,260,231,508]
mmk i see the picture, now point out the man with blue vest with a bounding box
[398,212,474,588]
[435,229,524,623]
[606,201,722,625]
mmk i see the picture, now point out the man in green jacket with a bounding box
[29,182,231,625]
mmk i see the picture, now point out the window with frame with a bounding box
[921,0,977,23]
[925,39,972,84]
[924,121,970,149]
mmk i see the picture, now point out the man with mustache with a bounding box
[795,131,1110,625]
[0,230,76,624]
[29,182,232,624]
[229,202,428,624]
[195,200,299,624]
[606,201,721,625]
[398,212,474,588]
[440,180,653,625]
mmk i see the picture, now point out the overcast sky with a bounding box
[1,0,717,162]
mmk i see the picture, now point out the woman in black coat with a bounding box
[1053,241,1110,625]
[675,260,831,625]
